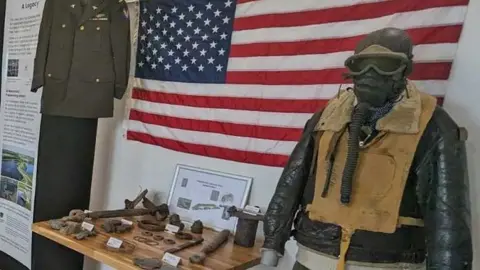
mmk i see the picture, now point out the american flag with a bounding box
[126,0,469,167]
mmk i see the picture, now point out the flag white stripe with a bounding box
[227,44,457,71]
[131,99,312,128]
[127,120,297,154]
[133,78,447,99]
[235,0,388,18]
[231,6,467,44]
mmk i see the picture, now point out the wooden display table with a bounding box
[32,219,262,270]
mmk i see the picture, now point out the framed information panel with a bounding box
[167,164,252,231]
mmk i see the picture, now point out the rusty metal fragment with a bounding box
[74,230,96,240]
[59,221,82,235]
[48,219,66,230]
[163,239,175,245]
[133,236,159,246]
[102,219,133,233]
[62,207,165,223]
[153,235,164,241]
[189,230,230,265]
[168,214,185,231]
[142,197,169,221]
[191,220,203,234]
[61,210,86,222]
[164,237,204,254]
[125,189,148,209]
[133,258,163,270]
[175,232,193,240]
[137,219,166,231]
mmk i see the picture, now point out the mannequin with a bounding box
[261,28,472,270]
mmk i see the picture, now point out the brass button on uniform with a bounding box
[62,24,66,28]
[80,25,85,30]
[96,78,100,83]
[96,27,101,31]
[47,73,52,77]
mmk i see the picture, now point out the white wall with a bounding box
[84,1,480,269]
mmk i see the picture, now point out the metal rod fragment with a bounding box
[87,208,153,219]
[164,237,204,254]
[189,230,230,265]
[125,189,149,209]
[64,206,167,222]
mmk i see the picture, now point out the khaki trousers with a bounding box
[296,244,426,270]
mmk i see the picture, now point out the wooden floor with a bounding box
[32,218,262,270]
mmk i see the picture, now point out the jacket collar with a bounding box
[314,81,429,134]
[70,0,108,25]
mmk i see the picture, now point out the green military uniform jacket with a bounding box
[31,0,131,118]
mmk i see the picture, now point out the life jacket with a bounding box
[306,82,437,270]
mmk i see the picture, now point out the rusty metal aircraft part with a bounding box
[137,219,166,231]
[142,197,169,221]
[164,237,204,254]
[189,230,230,265]
[125,189,149,209]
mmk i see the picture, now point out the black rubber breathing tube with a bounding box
[340,102,370,205]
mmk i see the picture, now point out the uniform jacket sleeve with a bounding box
[31,0,54,92]
[417,108,473,270]
[110,0,130,99]
[262,111,322,255]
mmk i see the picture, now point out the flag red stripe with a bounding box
[233,0,468,31]
[226,62,452,85]
[129,109,304,141]
[132,88,329,113]
[230,26,463,57]
[127,131,289,167]
[237,0,256,3]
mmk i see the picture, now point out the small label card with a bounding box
[165,224,180,234]
[244,205,261,216]
[162,252,181,267]
[84,209,92,214]
[121,219,133,226]
[81,221,94,231]
[106,237,123,249]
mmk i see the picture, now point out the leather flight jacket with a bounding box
[262,107,473,269]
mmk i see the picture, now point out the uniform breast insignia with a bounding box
[90,13,108,21]
[90,17,108,21]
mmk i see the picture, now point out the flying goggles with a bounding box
[344,44,410,76]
